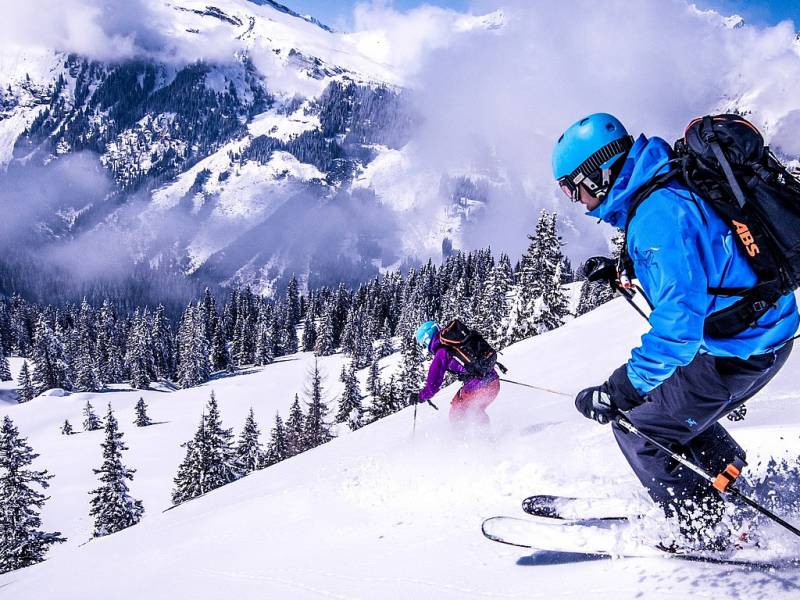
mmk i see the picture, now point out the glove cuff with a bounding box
[604,364,644,412]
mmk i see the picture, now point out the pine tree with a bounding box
[88,405,144,537]
[0,416,65,573]
[263,412,289,467]
[505,210,550,344]
[83,400,101,431]
[30,314,72,393]
[397,335,424,405]
[366,358,381,399]
[301,310,317,352]
[235,408,264,475]
[252,307,274,367]
[534,213,570,333]
[336,361,363,430]
[210,318,231,372]
[303,360,334,449]
[73,348,101,393]
[284,394,306,456]
[176,305,211,389]
[150,304,175,380]
[61,420,74,436]
[314,304,336,356]
[285,275,301,326]
[96,300,124,385]
[0,342,11,382]
[134,398,152,427]
[377,320,394,358]
[126,310,154,390]
[172,392,241,504]
[370,374,400,420]
[474,264,510,348]
[16,361,35,403]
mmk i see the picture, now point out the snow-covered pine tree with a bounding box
[0,416,65,573]
[83,400,101,431]
[370,374,400,420]
[303,360,334,449]
[150,304,175,380]
[61,420,74,435]
[284,394,306,456]
[253,309,275,367]
[377,319,394,358]
[172,392,241,504]
[397,334,425,405]
[301,309,317,352]
[504,210,550,344]
[534,214,570,333]
[263,412,289,467]
[285,275,302,327]
[211,318,232,373]
[336,360,363,430]
[474,263,510,349]
[576,279,596,316]
[314,304,336,356]
[134,397,152,427]
[126,309,155,390]
[366,358,381,399]
[235,407,264,475]
[30,314,73,393]
[17,361,35,403]
[95,300,124,385]
[283,310,299,355]
[88,405,144,537]
[176,305,211,389]
[0,342,11,381]
[73,348,101,393]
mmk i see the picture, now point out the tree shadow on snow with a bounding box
[516,551,610,566]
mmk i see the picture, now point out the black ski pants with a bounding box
[612,341,793,519]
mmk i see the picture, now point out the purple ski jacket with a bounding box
[418,333,498,402]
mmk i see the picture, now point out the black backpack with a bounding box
[623,114,800,338]
[438,319,505,377]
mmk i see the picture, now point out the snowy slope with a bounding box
[2,295,800,599]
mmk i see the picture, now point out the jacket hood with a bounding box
[588,134,674,229]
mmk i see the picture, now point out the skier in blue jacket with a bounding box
[552,113,798,549]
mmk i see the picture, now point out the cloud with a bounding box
[0,0,240,63]
[353,0,800,262]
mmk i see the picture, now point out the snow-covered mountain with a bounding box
[0,0,502,299]
[3,0,800,304]
[2,294,799,598]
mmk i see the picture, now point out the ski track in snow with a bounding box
[1,295,800,598]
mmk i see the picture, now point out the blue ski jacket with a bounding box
[589,134,799,395]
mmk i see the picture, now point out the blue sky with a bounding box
[278,0,799,31]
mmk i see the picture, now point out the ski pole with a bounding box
[615,416,800,539]
[498,378,572,398]
[412,401,417,437]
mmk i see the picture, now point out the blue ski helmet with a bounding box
[415,321,439,349]
[552,113,632,202]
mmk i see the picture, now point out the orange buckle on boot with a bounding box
[713,458,745,493]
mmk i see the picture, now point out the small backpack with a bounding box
[438,319,505,377]
[623,114,800,338]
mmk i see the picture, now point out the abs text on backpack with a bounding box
[438,319,503,377]
[623,114,800,338]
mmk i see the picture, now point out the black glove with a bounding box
[409,392,439,410]
[575,365,645,425]
[575,386,617,425]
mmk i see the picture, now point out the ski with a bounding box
[481,516,794,569]
[521,494,633,522]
